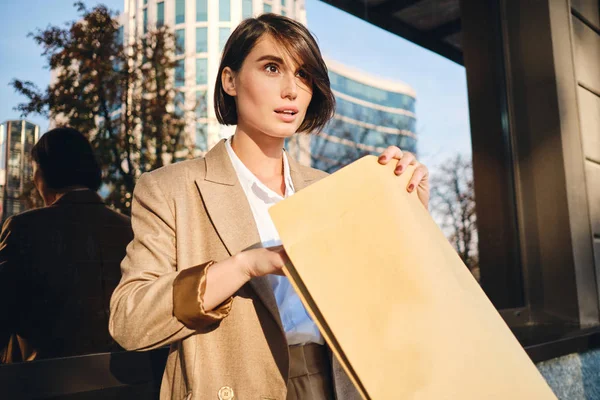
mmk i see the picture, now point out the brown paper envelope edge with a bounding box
[270,155,556,400]
[277,156,390,400]
[282,260,370,400]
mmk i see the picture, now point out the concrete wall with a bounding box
[538,3,600,398]
[571,0,600,276]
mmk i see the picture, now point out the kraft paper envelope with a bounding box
[269,155,556,400]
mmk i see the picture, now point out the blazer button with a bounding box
[218,386,234,400]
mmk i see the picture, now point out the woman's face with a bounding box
[222,34,314,139]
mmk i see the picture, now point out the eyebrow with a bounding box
[255,55,285,64]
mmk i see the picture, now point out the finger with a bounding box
[274,256,290,276]
[394,152,416,175]
[378,146,403,164]
[264,247,287,265]
[407,165,427,192]
[264,244,284,251]
[264,245,287,257]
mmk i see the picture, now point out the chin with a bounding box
[267,124,301,139]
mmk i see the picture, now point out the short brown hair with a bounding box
[214,13,335,134]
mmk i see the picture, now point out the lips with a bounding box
[274,106,299,123]
[274,106,298,116]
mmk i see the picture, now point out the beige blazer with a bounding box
[109,139,360,400]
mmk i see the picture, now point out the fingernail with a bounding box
[379,155,386,163]
[408,184,414,192]
[396,165,403,173]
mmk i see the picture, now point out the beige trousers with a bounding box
[286,343,335,400]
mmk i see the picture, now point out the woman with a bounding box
[109,14,429,400]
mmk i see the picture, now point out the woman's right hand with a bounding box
[200,246,288,312]
[237,246,288,279]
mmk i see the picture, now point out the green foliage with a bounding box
[11,2,198,215]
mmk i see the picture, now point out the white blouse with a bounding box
[225,137,323,345]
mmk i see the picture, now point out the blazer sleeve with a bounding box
[109,173,232,351]
[0,217,19,359]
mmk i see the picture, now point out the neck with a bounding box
[44,186,87,206]
[230,126,285,182]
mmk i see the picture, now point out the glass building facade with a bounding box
[304,60,417,173]
[126,0,304,154]
[0,120,40,223]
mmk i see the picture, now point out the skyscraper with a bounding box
[0,120,40,222]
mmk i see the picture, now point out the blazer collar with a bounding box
[52,189,104,206]
[203,138,312,191]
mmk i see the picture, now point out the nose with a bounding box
[281,72,298,101]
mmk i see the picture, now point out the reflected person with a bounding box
[0,127,133,363]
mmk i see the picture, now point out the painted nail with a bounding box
[396,165,403,173]
[408,184,414,192]
[379,155,386,163]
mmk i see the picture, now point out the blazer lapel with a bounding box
[287,154,311,193]
[195,140,282,331]
[287,149,329,194]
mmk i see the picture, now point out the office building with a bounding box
[0,120,40,222]
[289,59,417,171]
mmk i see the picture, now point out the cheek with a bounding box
[236,78,274,116]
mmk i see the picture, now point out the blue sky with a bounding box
[0,0,472,167]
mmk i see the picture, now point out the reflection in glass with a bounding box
[143,8,148,34]
[196,27,207,53]
[157,1,165,27]
[219,28,230,52]
[175,0,185,24]
[196,0,207,22]
[176,28,185,55]
[175,60,185,87]
[195,90,207,118]
[219,0,230,22]
[196,58,207,85]
[242,0,253,18]
[196,123,208,152]
[174,90,185,117]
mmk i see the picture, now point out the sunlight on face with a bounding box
[227,34,313,140]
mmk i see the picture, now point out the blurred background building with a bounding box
[289,59,417,172]
[0,119,39,223]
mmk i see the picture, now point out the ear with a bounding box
[221,67,237,96]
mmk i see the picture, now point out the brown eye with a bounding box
[265,63,279,74]
[296,69,308,79]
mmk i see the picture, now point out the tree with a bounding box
[11,2,198,215]
[429,154,479,279]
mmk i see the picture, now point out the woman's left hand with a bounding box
[378,146,429,209]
